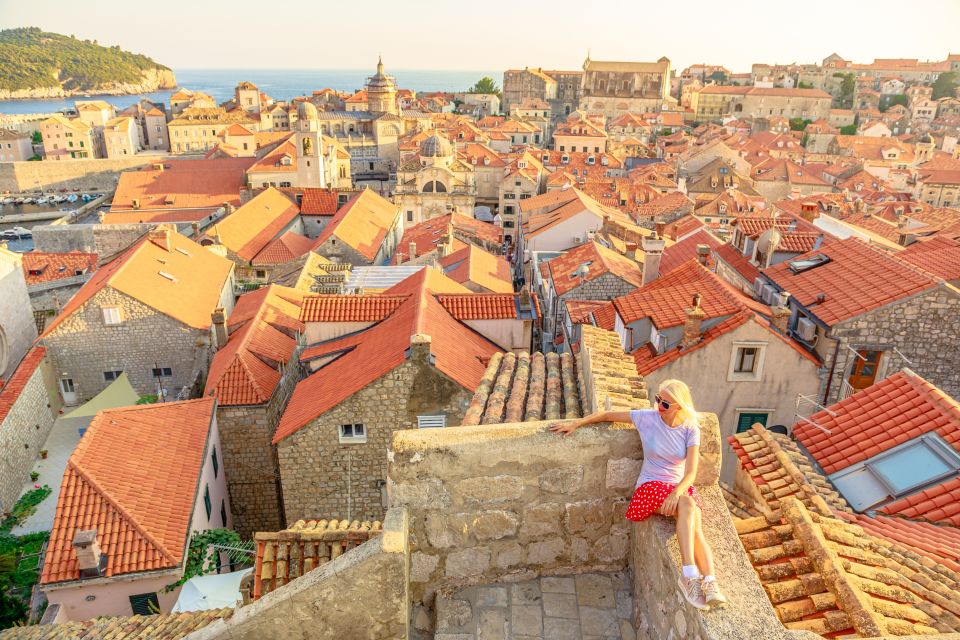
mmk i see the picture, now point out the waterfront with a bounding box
[0,68,499,114]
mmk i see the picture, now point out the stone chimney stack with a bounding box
[148,227,171,252]
[212,308,228,349]
[625,242,639,262]
[518,286,532,312]
[409,334,432,364]
[696,244,710,267]
[681,293,706,350]
[73,529,104,578]
[770,291,791,334]
[641,232,666,286]
[191,222,201,239]
[799,202,817,223]
[408,242,417,263]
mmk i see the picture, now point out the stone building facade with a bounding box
[579,58,672,118]
[0,348,61,514]
[819,284,960,405]
[216,360,301,538]
[43,287,217,403]
[276,346,474,524]
[0,247,40,378]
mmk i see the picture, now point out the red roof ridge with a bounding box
[903,368,960,425]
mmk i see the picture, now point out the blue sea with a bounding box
[0,68,500,114]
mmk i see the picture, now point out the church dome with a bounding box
[297,101,319,121]
[421,134,453,158]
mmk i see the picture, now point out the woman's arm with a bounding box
[659,445,700,516]
[548,410,632,436]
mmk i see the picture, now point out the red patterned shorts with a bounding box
[625,481,702,522]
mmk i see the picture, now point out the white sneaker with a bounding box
[702,579,727,608]
[677,575,709,610]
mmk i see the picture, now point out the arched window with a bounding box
[423,181,448,193]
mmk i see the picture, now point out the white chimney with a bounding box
[641,232,666,286]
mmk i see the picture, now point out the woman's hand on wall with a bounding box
[549,420,581,436]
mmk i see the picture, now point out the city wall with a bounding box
[0,156,186,193]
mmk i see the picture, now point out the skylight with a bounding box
[787,253,830,274]
[829,433,960,511]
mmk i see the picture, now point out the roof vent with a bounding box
[158,271,178,283]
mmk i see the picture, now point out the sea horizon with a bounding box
[0,67,501,115]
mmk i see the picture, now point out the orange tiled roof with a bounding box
[899,231,960,281]
[42,230,234,335]
[207,187,301,262]
[299,188,339,215]
[440,245,513,294]
[276,269,502,442]
[0,347,46,424]
[41,398,216,585]
[394,213,502,264]
[879,476,960,527]
[714,243,761,283]
[21,253,97,285]
[251,231,315,266]
[659,230,720,274]
[435,293,518,319]
[794,370,960,476]
[111,158,253,211]
[206,286,304,406]
[613,259,742,327]
[546,241,643,296]
[312,189,398,261]
[763,237,938,325]
[836,511,960,573]
[299,295,408,322]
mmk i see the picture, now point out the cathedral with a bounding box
[393,132,477,224]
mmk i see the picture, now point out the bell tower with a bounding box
[295,102,325,188]
[366,57,399,116]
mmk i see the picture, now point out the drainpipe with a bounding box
[822,336,841,406]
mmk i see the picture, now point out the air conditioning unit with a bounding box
[753,278,766,297]
[796,317,816,342]
[762,285,779,305]
[573,234,584,244]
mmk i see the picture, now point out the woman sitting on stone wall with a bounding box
[550,378,726,610]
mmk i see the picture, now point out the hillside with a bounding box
[0,27,177,99]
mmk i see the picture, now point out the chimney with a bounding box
[625,242,639,262]
[770,291,791,334]
[212,308,228,349]
[148,227,171,252]
[191,221,201,238]
[695,244,710,267]
[799,202,817,223]
[518,286,532,312]
[681,293,706,350]
[73,529,105,578]
[408,333,432,364]
[641,232,666,286]
[446,222,455,249]
[408,242,417,263]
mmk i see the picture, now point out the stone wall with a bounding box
[823,284,960,404]
[0,349,61,513]
[277,353,474,524]
[0,250,40,378]
[33,224,153,258]
[0,156,181,193]
[388,414,721,630]
[43,286,213,402]
[217,358,301,538]
[184,508,409,640]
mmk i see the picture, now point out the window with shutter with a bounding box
[204,485,211,520]
[129,592,159,615]
[211,447,219,478]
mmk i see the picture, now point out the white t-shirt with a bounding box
[630,409,700,487]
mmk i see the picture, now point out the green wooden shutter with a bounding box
[129,592,159,615]
[736,412,769,434]
[204,485,211,520]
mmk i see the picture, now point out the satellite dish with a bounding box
[767,424,788,435]
[576,264,590,279]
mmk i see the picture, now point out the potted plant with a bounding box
[30,471,39,482]
[40,449,48,459]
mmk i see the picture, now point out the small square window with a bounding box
[102,307,123,325]
[728,343,765,381]
[734,347,758,373]
[103,370,123,382]
[152,367,173,378]
[339,423,366,443]
[417,415,447,428]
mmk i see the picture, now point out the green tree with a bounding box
[707,71,727,85]
[789,118,812,131]
[833,72,856,109]
[798,81,814,89]
[932,72,958,100]
[840,123,857,135]
[469,76,500,98]
[30,131,40,145]
[880,94,907,112]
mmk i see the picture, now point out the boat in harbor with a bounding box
[1,227,33,240]
[0,197,13,205]
[66,194,78,203]
[22,197,34,204]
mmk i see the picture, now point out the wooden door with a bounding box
[848,350,882,391]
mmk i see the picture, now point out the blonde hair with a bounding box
[658,379,699,424]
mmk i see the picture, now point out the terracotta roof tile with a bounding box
[714,243,761,283]
[837,511,960,573]
[41,398,216,585]
[880,476,960,527]
[793,370,960,477]
[436,293,518,319]
[312,189,399,261]
[206,286,304,406]
[0,608,233,640]
[251,231,315,266]
[439,245,513,294]
[111,158,253,211]
[899,231,960,281]
[763,237,937,325]
[659,230,720,274]
[206,188,301,262]
[298,188,339,215]
[0,347,46,425]
[21,253,98,285]
[299,294,408,322]
[547,241,643,297]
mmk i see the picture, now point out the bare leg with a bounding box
[674,495,696,566]
[692,506,715,577]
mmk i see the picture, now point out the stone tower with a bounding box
[915,133,935,164]
[295,101,325,188]
[366,57,399,116]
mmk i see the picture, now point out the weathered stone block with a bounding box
[520,503,563,538]
[605,458,642,489]
[436,597,472,630]
[576,573,616,608]
[445,548,491,578]
[542,592,578,619]
[456,475,523,503]
[471,510,519,541]
[511,604,543,636]
[538,465,584,494]
[525,536,565,565]
[565,498,611,534]
[426,513,468,548]
[494,543,523,569]
[411,551,439,583]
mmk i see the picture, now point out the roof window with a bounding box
[158,271,178,283]
[787,253,830,273]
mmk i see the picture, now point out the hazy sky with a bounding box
[2,0,959,73]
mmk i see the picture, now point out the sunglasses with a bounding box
[654,395,671,410]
